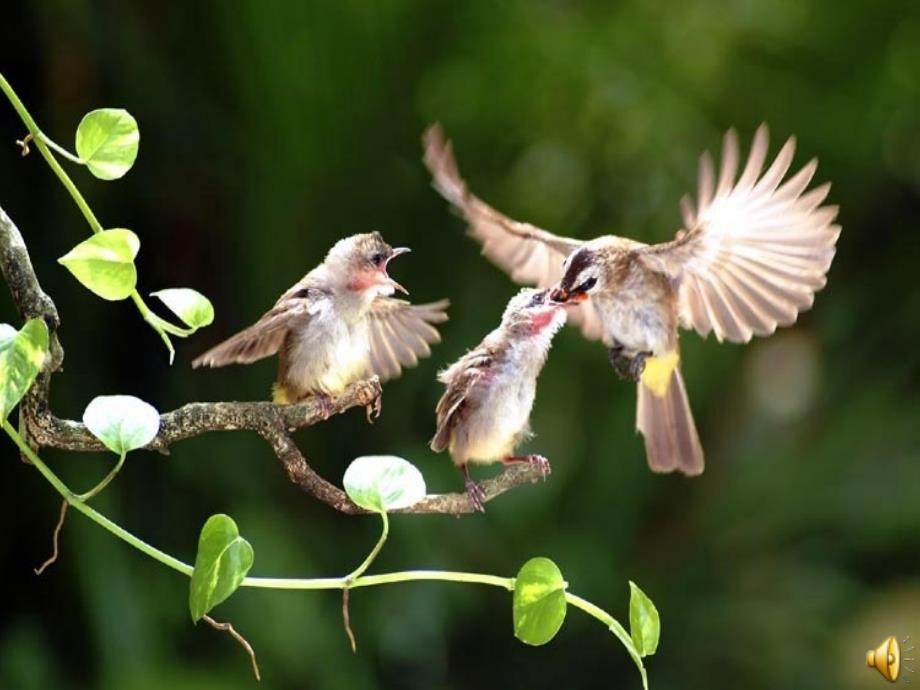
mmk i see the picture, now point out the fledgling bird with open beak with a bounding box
[431,287,566,512]
[424,124,840,475]
[193,232,449,410]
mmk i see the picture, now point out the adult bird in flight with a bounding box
[423,124,839,475]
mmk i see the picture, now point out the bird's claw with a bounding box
[465,478,486,513]
[504,454,552,482]
[527,454,551,481]
[365,391,383,424]
[608,346,649,382]
[313,392,333,421]
[608,345,631,380]
[628,352,649,380]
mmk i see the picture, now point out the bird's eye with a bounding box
[576,277,597,293]
[370,253,385,266]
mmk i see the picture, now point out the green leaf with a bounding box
[58,228,139,301]
[151,288,214,330]
[0,319,48,420]
[629,581,660,657]
[189,514,254,622]
[82,395,160,455]
[513,557,567,646]
[75,108,140,180]
[343,455,426,513]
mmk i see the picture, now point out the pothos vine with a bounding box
[0,72,659,688]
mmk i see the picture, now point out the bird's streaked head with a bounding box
[502,288,567,337]
[327,231,411,297]
[550,247,601,304]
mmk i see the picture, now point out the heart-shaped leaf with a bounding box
[82,395,160,455]
[151,288,214,330]
[513,557,567,645]
[189,514,254,622]
[0,319,48,419]
[58,228,139,301]
[75,108,140,180]
[343,455,426,513]
[629,581,660,657]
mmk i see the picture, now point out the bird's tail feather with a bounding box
[636,364,704,475]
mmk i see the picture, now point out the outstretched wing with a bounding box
[191,290,317,368]
[423,124,604,340]
[642,124,840,343]
[366,298,449,382]
[430,348,493,453]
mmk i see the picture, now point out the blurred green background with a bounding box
[2,1,919,689]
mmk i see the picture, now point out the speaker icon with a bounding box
[867,635,915,683]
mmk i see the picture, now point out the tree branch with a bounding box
[0,203,543,514]
[24,377,382,453]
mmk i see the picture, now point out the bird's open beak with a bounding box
[550,287,588,305]
[549,288,568,303]
[382,247,411,295]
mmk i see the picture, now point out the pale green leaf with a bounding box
[82,395,160,455]
[58,228,139,301]
[189,514,254,622]
[151,288,214,330]
[629,581,660,657]
[513,557,567,645]
[343,455,426,513]
[75,108,139,180]
[0,319,48,419]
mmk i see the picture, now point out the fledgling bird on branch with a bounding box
[431,287,566,512]
[424,124,840,475]
[193,232,449,410]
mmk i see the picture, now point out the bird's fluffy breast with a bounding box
[284,298,371,396]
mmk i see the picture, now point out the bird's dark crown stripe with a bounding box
[561,248,592,290]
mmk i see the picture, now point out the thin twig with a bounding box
[342,588,357,652]
[34,499,68,575]
[15,132,32,156]
[202,614,261,681]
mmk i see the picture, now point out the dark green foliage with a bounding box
[189,515,254,622]
[0,2,918,689]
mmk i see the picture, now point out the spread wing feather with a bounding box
[642,124,840,343]
[423,124,605,341]
[367,298,449,382]
[191,296,315,368]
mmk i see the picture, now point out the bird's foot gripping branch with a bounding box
[0,72,659,687]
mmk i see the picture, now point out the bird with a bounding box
[423,123,840,475]
[193,232,449,411]
[431,287,566,511]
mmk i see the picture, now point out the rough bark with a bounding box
[0,204,543,514]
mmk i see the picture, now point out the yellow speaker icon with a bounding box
[867,636,901,682]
